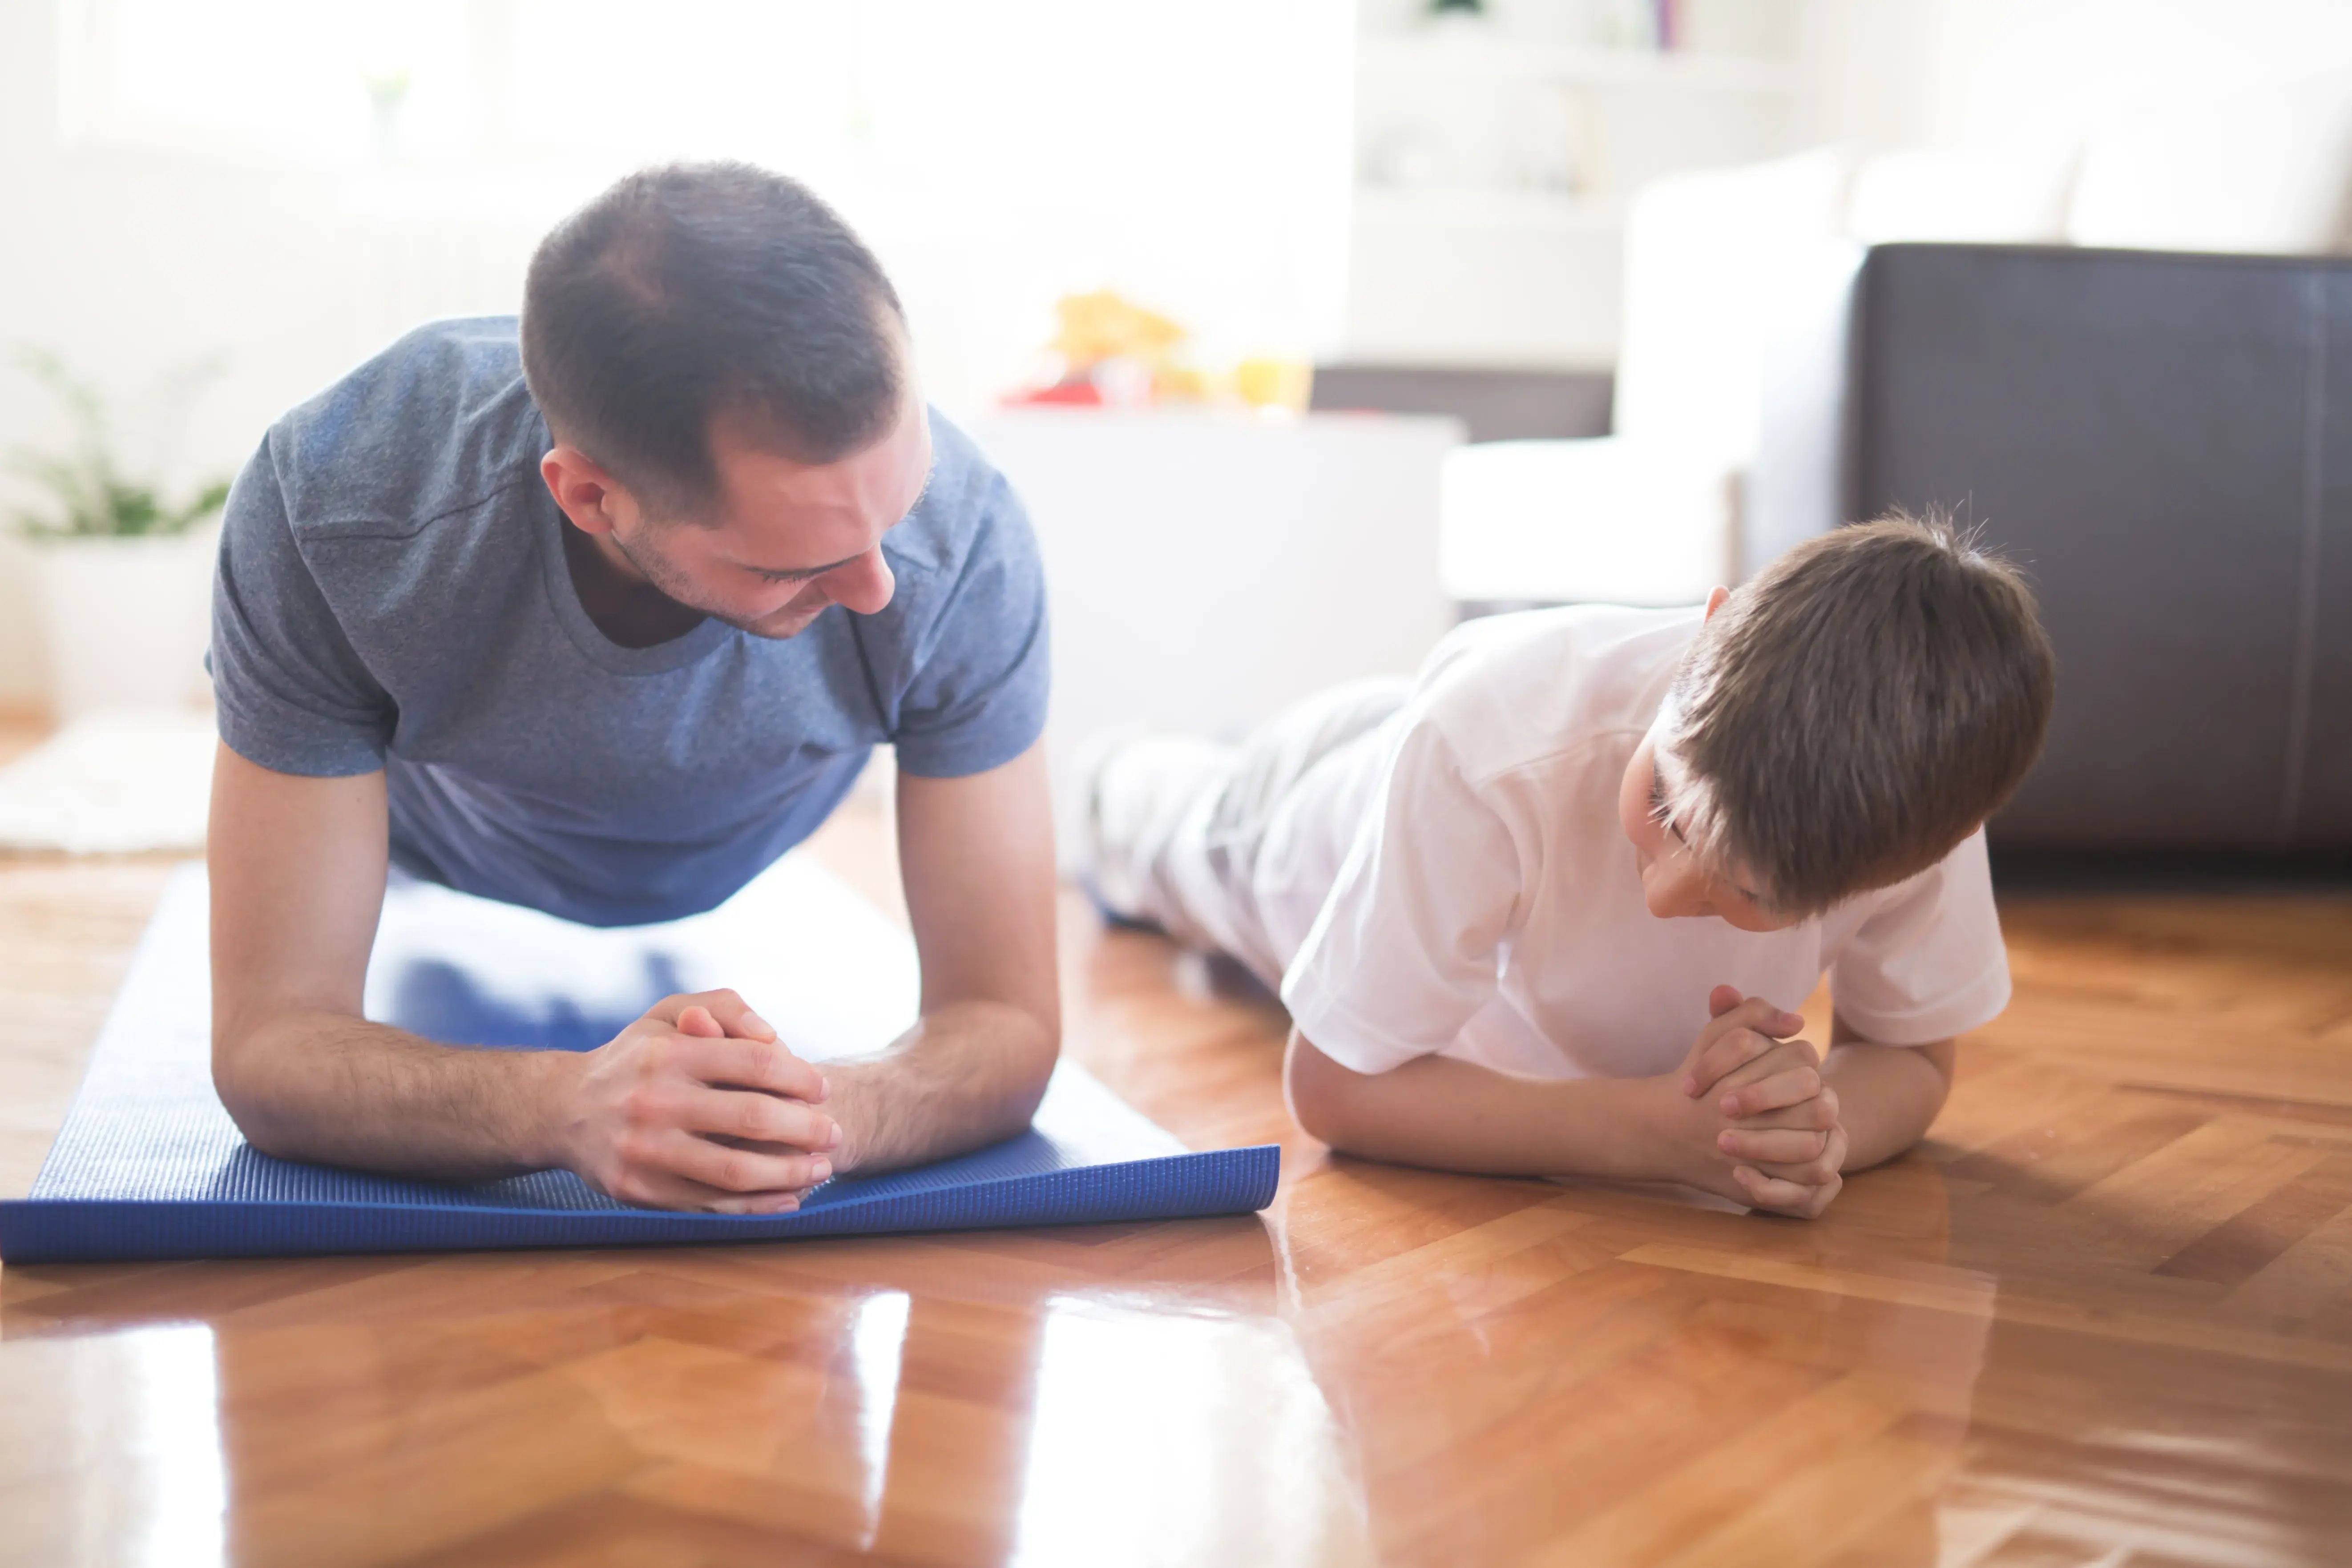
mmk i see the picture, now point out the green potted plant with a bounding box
[6,348,232,720]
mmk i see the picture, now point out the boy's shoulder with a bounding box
[1408,604,1703,785]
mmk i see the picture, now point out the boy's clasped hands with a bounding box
[1662,984,1847,1218]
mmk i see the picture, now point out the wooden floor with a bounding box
[3,734,2351,1565]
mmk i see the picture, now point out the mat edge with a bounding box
[0,1144,1281,1265]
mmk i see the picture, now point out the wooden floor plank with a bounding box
[2,780,2350,1563]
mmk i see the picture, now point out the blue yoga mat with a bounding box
[0,857,1278,1264]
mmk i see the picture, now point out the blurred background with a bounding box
[3,0,2350,858]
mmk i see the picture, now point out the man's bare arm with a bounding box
[207,745,561,1176]
[820,741,1061,1173]
[208,744,836,1210]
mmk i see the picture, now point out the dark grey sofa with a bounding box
[1747,242,2352,853]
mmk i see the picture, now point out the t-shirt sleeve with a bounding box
[208,432,396,777]
[1279,718,1524,1075]
[887,470,1051,778]
[1826,827,2012,1045]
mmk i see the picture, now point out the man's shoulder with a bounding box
[1410,604,1704,784]
[879,407,1029,583]
[268,317,546,542]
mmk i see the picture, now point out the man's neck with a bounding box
[559,523,707,650]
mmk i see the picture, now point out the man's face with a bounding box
[553,384,933,641]
[1615,730,1799,933]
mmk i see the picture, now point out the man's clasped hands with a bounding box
[562,989,843,1215]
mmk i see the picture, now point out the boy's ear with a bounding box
[1702,585,1732,619]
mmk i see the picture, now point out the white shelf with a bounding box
[1352,186,1625,235]
[1357,32,1799,95]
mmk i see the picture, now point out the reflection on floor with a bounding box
[1,786,2348,1566]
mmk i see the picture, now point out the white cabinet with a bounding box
[962,408,1464,781]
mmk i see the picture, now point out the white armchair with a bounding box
[1439,148,1853,607]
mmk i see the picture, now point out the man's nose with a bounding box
[821,548,895,615]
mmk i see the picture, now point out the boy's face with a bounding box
[1615,584,1799,933]
[1615,733,1799,932]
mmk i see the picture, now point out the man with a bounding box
[206,163,1059,1215]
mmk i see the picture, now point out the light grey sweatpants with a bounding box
[1087,677,1410,989]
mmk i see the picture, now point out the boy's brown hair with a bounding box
[1655,514,2057,916]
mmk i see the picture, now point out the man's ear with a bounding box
[1702,585,1732,620]
[540,445,635,538]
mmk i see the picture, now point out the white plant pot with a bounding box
[26,524,221,721]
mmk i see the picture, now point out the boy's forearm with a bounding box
[215,1008,573,1181]
[1286,1034,1684,1183]
[1819,1037,1955,1170]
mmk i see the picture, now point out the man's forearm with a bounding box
[1286,1035,1681,1182]
[216,1009,571,1181]
[821,999,1057,1174]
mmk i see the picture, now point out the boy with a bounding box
[1071,517,2055,1218]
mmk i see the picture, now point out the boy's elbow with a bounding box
[1283,1032,1361,1150]
[1912,1038,1959,1127]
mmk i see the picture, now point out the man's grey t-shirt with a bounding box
[210,317,1049,928]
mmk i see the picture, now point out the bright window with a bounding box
[60,0,1355,395]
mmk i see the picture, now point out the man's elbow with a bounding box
[210,1016,299,1159]
[1006,1008,1059,1120]
[974,1000,1058,1134]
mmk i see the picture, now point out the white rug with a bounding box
[0,707,215,854]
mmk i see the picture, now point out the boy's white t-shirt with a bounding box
[1261,605,2013,1080]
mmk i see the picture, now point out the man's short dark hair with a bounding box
[1656,514,2058,915]
[520,161,905,511]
